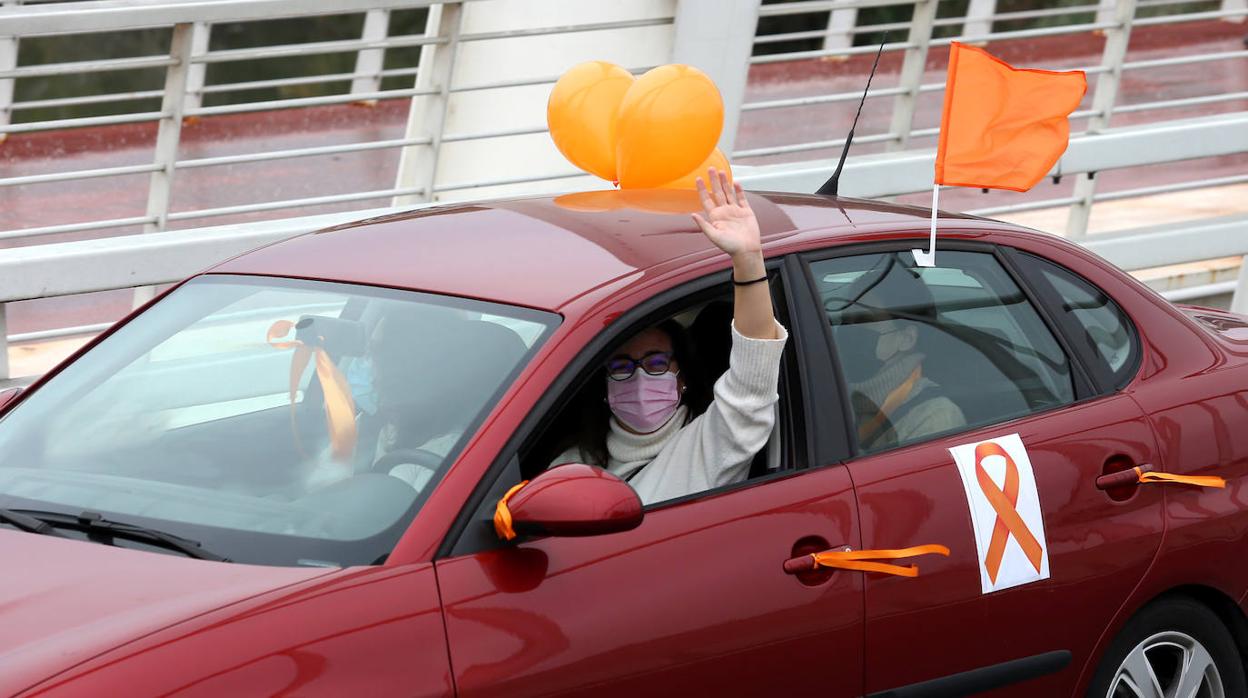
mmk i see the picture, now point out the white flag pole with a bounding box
[913,183,939,267]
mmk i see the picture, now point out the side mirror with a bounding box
[505,463,643,538]
[0,387,22,413]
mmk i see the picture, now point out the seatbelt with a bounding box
[267,320,358,462]
[857,366,922,446]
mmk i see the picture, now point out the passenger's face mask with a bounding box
[606,370,681,434]
[874,325,907,363]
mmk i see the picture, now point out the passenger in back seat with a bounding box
[834,270,966,453]
[846,317,966,453]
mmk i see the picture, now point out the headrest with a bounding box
[296,315,367,356]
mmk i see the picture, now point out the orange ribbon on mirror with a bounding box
[810,544,950,578]
[975,441,1044,583]
[493,480,530,541]
[1135,466,1225,489]
[267,320,357,463]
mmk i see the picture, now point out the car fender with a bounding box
[20,563,452,698]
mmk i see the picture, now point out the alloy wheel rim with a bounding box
[1108,630,1224,698]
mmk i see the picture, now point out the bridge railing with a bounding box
[1,109,1245,378]
[745,0,1248,238]
[0,0,1245,381]
[0,0,678,240]
[0,0,1243,238]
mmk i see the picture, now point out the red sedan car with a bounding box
[0,191,1244,698]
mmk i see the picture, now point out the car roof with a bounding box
[211,190,986,312]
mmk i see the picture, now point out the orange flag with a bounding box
[935,42,1087,192]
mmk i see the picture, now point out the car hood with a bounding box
[0,530,335,696]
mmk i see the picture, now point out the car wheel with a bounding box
[1088,597,1247,698]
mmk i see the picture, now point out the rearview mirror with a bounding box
[0,387,23,413]
[505,463,642,538]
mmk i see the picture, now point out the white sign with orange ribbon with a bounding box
[949,433,1050,594]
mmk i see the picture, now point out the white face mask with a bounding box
[875,325,907,362]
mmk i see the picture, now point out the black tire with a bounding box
[1087,597,1247,698]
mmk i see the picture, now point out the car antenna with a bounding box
[816,32,889,197]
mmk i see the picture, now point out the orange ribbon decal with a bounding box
[267,320,357,462]
[493,481,530,541]
[975,441,1044,583]
[1135,466,1225,489]
[810,544,950,578]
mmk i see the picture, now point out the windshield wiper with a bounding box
[11,510,231,562]
[0,507,72,539]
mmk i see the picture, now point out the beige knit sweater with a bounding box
[552,321,788,505]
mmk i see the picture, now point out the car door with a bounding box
[801,243,1165,697]
[433,267,867,697]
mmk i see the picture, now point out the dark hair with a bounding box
[566,319,711,468]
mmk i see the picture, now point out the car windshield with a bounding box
[0,275,557,567]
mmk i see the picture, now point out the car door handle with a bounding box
[783,546,850,574]
[1096,463,1154,490]
[1096,463,1225,489]
[784,544,950,578]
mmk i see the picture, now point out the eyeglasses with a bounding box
[606,351,674,381]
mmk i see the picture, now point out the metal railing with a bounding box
[0,0,676,238]
[0,0,1245,381]
[744,0,1248,239]
[0,0,1242,238]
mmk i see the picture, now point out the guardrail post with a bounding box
[887,0,938,151]
[822,6,858,51]
[1232,256,1248,314]
[352,9,391,101]
[1096,3,1116,27]
[1066,0,1136,240]
[1222,0,1247,21]
[183,22,211,112]
[0,0,17,144]
[393,3,463,205]
[672,0,762,155]
[134,22,194,306]
[963,0,997,41]
[0,303,8,382]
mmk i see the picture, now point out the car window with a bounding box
[1019,252,1138,390]
[810,249,1074,454]
[0,276,557,567]
[520,291,792,507]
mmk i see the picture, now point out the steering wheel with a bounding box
[370,448,445,489]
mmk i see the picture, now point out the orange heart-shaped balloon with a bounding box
[547,61,635,182]
[658,148,732,190]
[616,64,723,189]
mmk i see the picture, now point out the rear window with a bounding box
[1019,252,1138,391]
[811,250,1074,454]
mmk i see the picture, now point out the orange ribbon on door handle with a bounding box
[1134,466,1225,489]
[1096,464,1225,490]
[975,442,1044,584]
[786,544,951,578]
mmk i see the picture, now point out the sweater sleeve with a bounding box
[692,320,788,488]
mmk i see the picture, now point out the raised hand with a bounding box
[692,168,761,259]
[692,167,777,340]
